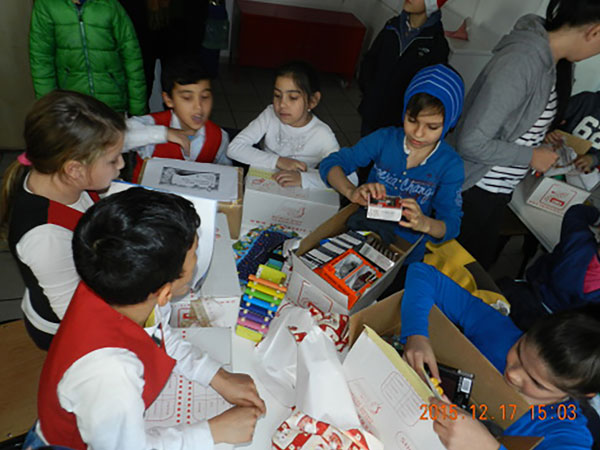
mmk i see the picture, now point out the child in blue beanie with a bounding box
[320,64,464,265]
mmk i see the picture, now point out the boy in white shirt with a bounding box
[124,55,231,183]
[26,188,265,450]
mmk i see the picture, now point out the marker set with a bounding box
[236,263,287,343]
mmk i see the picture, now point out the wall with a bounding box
[0,0,35,149]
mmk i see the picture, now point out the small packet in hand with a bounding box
[366,194,403,222]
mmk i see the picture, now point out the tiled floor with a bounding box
[0,61,532,323]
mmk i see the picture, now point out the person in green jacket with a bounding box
[29,0,148,116]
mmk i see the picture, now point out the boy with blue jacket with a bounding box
[320,64,464,264]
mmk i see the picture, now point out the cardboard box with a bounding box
[217,168,243,239]
[347,292,541,450]
[555,130,593,156]
[241,167,339,237]
[286,204,421,315]
[524,175,590,217]
[139,159,244,239]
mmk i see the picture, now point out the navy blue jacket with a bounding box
[526,204,600,312]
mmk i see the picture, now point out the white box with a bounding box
[139,158,244,239]
[524,175,590,217]
[366,195,403,221]
[241,167,339,236]
[286,204,420,315]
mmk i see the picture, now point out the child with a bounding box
[226,61,340,189]
[29,0,147,116]
[455,0,600,270]
[124,55,231,183]
[25,188,265,449]
[319,64,465,265]
[402,263,598,450]
[498,204,600,331]
[358,0,451,136]
[0,90,126,350]
[557,90,600,172]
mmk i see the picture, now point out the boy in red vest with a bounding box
[124,55,232,183]
[27,188,265,450]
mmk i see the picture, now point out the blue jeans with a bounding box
[23,422,46,449]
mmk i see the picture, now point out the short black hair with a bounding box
[526,304,600,398]
[405,92,445,119]
[73,188,200,305]
[161,54,211,95]
[275,61,321,98]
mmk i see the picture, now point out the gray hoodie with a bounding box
[455,14,556,190]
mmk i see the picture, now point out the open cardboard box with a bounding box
[348,292,542,450]
[139,159,244,239]
[286,204,421,315]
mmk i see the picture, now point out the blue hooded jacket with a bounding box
[320,65,465,263]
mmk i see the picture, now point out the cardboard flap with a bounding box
[498,436,543,450]
[349,292,530,430]
[556,130,593,156]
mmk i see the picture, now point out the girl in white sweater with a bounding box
[227,61,341,189]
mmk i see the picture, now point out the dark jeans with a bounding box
[496,277,549,331]
[457,186,512,270]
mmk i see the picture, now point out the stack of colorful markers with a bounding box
[236,262,287,343]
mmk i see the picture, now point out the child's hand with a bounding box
[430,398,500,450]
[167,128,194,157]
[273,170,302,187]
[403,335,440,383]
[544,130,566,149]
[348,183,386,206]
[208,405,262,444]
[574,154,595,173]
[531,146,559,173]
[210,368,267,414]
[399,198,431,234]
[276,157,307,172]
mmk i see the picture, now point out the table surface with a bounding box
[508,176,562,252]
[236,0,364,28]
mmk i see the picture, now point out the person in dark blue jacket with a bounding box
[401,262,599,450]
[498,204,600,331]
[319,64,464,265]
[358,0,451,137]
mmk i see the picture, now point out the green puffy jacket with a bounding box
[29,0,147,115]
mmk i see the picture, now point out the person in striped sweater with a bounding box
[455,0,600,270]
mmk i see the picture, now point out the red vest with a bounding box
[132,110,223,183]
[38,282,176,449]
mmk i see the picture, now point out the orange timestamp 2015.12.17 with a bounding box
[419,403,578,421]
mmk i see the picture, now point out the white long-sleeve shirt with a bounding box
[17,175,94,335]
[124,113,232,165]
[36,303,221,450]
[227,105,340,189]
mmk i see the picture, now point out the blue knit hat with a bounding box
[402,64,464,139]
